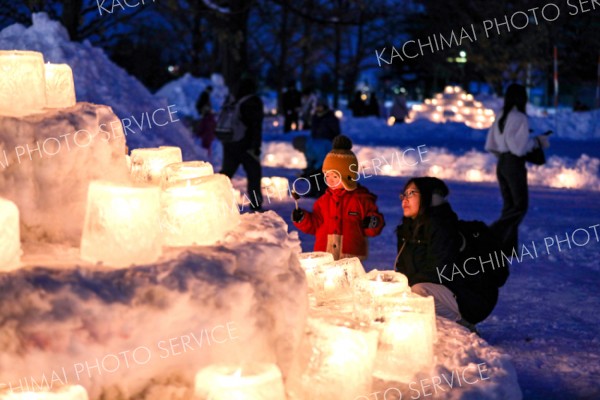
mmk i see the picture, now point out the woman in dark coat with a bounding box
[395,177,497,329]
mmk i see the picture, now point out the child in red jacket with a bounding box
[292,135,385,260]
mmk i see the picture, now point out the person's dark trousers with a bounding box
[284,112,299,133]
[220,144,263,210]
[491,153,528,253]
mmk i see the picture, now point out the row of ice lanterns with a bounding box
[404,86,495,129]
[0,50,76,117]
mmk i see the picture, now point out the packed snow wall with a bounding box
[0,103,130,245]
[0,212,308,400]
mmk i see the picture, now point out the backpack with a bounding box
[449,220,506,323]
[456,220,508,288]
[215,95,253,143]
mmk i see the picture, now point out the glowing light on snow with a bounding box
[0,197,21,271]
[457,100,464,106]
[435,106,443,112]
[261,176,289,195]
[429,165,442,175]
[0,50,46,116]
[273,120,279,127]
[0,385,89,399]
[431,99,438,105]
[387,116,395,126]
[466,94,474,100]
[266,154,275,163]
[130,146,182,184]
[484,109,494,116]
[195,363,286,400]
[271,108,277,115]
[291,156,300,165]
[161,174,240,247]
[432,113,441,121]
[286,316,378,399]
[444,86,453,94]
[412,104,423,112]
[360,93,368,101]
[553,170,581,189]
[44,63,76,109]
[466,169,484,181]
[382,164,393,173]
[80,181,162,267]
[425,99,431,105]
[291,122,297,130]
[334,110,343,119]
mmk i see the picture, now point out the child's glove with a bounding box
[292,209,305,222]
[362,216,379,229]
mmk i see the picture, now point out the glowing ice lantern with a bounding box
[374,309,435,382]
[160,161,213,188]
[313,257,366,305]
[334,110,343,119]
[0,197,21,270]
[0,50,46,116]
[80,181,162,267]
[352,270,411,324]
[387,116,395,126]
[298,252,334,291]
[195,363,285,400]
[0,385,89,399]
[44,63,76,109]
[161,174,240,247]
[130,146,182,184]
[261,176,289,196]
[286,315,379,400]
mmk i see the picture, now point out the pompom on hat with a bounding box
[322,135,359,191]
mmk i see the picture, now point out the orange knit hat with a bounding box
[322,135,359,191]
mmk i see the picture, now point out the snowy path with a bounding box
[255,166,600,399]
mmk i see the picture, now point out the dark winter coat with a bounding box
[282,89,301,114]
[237,95,264,152]
[311,110,341,142]
[395,203,498,324]
[294,185,385,260]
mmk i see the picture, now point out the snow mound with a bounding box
[155,73,229,119]
[0,13,199,159]
[0,211,307,399]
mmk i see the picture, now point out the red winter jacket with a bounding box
[293,185,385,260]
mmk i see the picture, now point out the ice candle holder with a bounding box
[160,174,240,247]
[0,197,21,271]
[297,252,334,292]
[80,180,162,267]
[312,257,366,306]
[160,161,214,188]
[44,63,76,109]
[0,50,46,116]
[194,363,286,400]
[130,146,182,184]
[286,314,379,399]
[352,269,410,324]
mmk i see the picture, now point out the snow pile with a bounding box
[0,13,199,159]
[262,141,600,191]
[0,212,307,400]
[155,73,229,120]
[0,103,130,245]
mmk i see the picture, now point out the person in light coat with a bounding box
[485,83,549,252]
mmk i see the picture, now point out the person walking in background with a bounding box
[350,91,367,117]
[311,97,340,142]
[195,85,216,158]
[292,135,385,260]
[220,77,264,212]
[390,93,409,124]
[300,87,317,130]
[485,83,550,253]
[282,81,301,133]
[367,92,380,117]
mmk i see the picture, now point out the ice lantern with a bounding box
[44,63,76,108]
[0,384,88,399]
[80,181,162,267]
[160,174,240,247]
[160,161,214,188]
[312,257,366,305]
[0,50,46,116]
[352,270,411,323]
[374,308,435,382]
[130,146,183,184]
[0,197,21,270]
[297,252,334,290]
[286,314,379,400]
[194,363,286,400]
